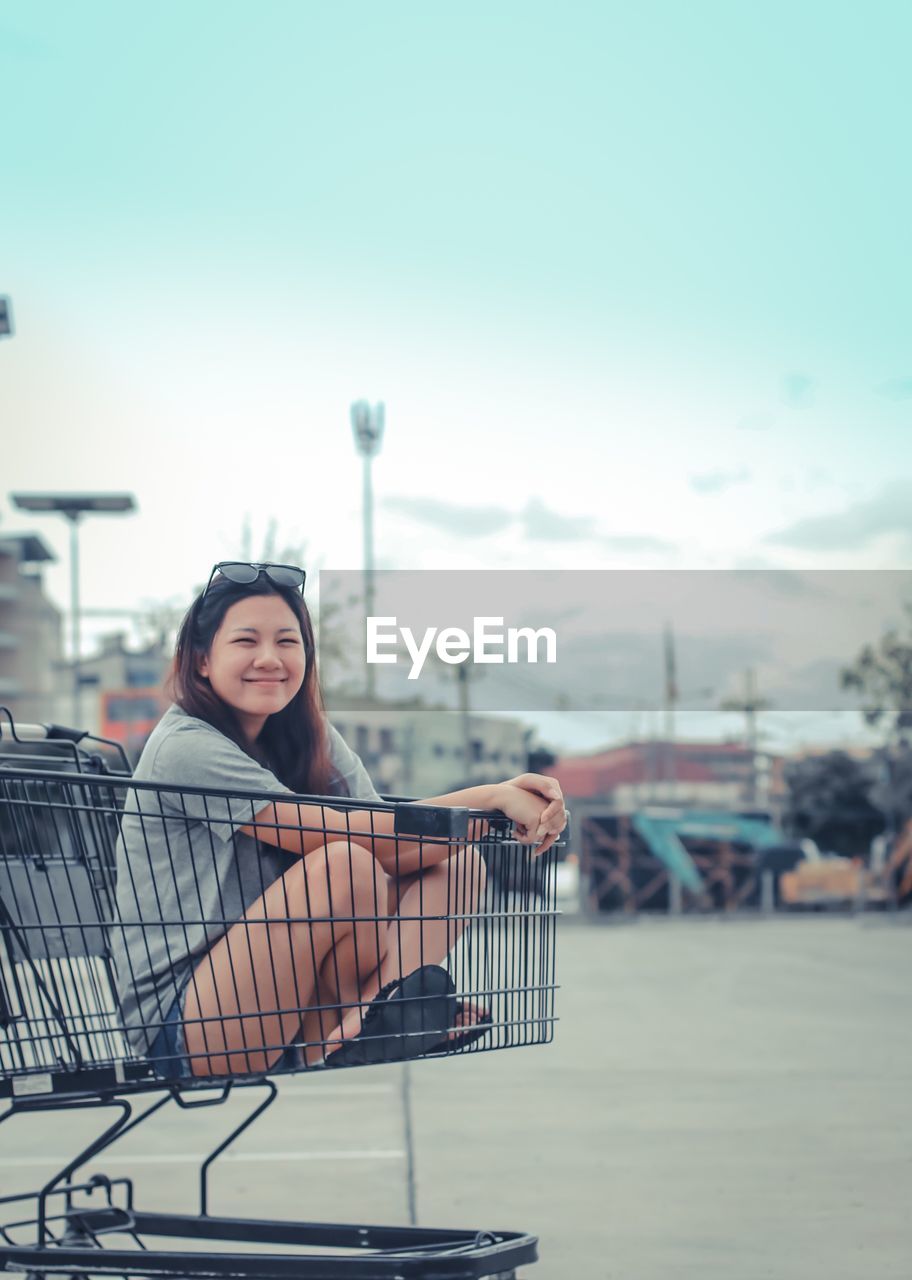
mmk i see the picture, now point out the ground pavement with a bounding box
[3,914,909,1279]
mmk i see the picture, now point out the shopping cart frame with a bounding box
[0,1084,539,1279]
[0,712,559,1278]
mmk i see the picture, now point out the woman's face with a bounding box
[198,593,306,741]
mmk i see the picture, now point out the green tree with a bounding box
[782,751,884,859]
[867,745,912,836]
[841,602,912,835]
[840,602,912,739]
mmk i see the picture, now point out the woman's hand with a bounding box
[491,778,567,857]
[503,773,567,852]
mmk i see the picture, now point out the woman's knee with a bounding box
[279,842,383,917]
[322,840,388,911]
[448,844,487,907]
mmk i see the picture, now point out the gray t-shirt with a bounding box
[110,704,380,1054]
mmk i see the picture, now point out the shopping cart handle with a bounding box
[44,722,91,742]
[393,803,470,840]
[1,721,89,743]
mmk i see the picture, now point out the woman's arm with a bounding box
[238,783,500,869]
[239,777,566,874]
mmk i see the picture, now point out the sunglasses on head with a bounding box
[203,561,307,598]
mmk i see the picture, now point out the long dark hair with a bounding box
[167,575,333,795]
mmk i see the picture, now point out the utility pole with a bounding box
[349,402,385,700]
[663,622,678,802]
[721,667,772,805]
[457,664,472,783]
[426,655,476,785]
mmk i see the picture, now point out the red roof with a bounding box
[547,741,753,799]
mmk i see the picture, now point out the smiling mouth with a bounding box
[244,678,286,684]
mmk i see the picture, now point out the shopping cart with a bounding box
[0,709,560,1279]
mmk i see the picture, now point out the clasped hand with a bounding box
[491,772,568,857]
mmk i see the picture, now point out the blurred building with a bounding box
[326,694,531,796]
[548,739,785,812]
[0,532,62,724]
[57,632,171,755]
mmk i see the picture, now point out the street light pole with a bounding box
[362,449,374,611]
[11,492,137,727]
[350,402,385,700]
[68,512,82,726]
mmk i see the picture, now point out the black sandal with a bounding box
[324,965,457,1068]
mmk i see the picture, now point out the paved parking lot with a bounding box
[4,914,910,1279]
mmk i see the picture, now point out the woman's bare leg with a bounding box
[182,840,389,1075]
[296,860,391,1064]
[324,845,488,1047]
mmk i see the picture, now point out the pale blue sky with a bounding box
[2,1,910,748]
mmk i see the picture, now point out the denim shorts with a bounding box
[146,992,301,1081]
[146,988,192,1081]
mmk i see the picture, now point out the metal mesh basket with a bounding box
[1,727,559,1098]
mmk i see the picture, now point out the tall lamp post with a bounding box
[349,402,385,700]
[11,492,137,726]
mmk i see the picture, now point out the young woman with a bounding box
[111,562,566,1079]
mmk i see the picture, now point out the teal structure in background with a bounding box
[631,810,785,895]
